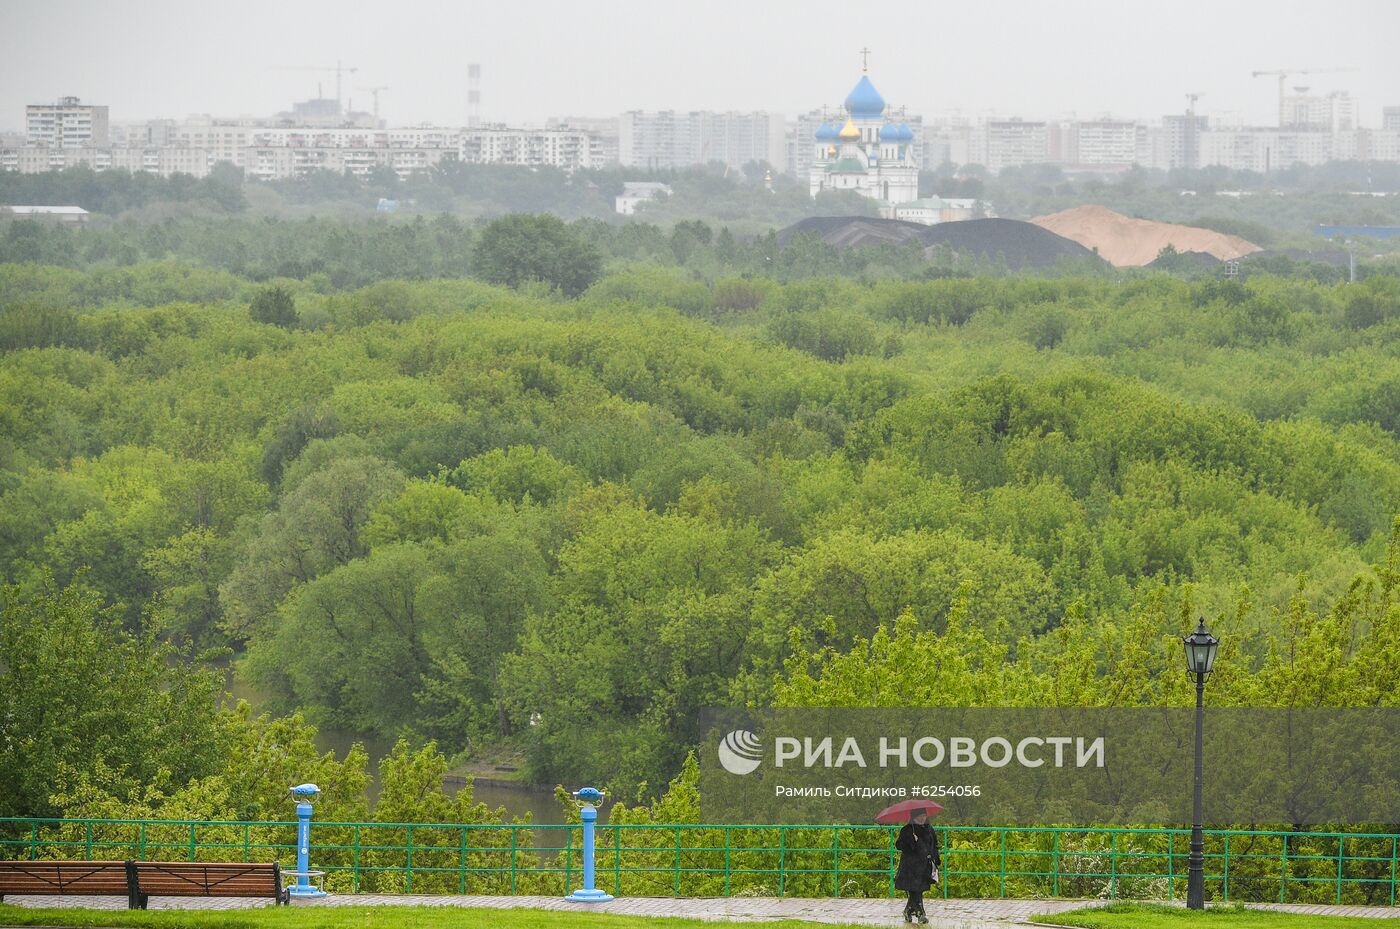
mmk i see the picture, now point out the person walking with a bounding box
[894,809,940,924]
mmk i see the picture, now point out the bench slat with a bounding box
[0,860,287,907]
[132,862,281,900]
[0,861,129,895]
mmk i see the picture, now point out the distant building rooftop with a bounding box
[4,205,91,225]
[6,205,89,215]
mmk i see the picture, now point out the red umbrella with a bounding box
[874,799,945,824]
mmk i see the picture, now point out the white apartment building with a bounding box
[985,120,1048,172]
[1383,107,1400,131]
[459,127,604,172]
[546,116,620,165]
[1066,121,1141,166]
[241,144,456,181]
[26,97,109,147]
[618,110,785,171]
[0,145,213,177]
[1281,91,1357,131]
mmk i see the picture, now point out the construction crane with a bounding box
[357,86,389,123]
[1251,68,1357,127]
[272,60,359,112]
[1184,93,1206,170]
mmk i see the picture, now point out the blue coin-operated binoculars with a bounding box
[565,787,613,902]
[287,783,327,898]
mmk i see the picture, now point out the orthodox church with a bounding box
[809,65,919,216]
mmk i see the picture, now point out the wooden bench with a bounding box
[0,860,132,903]
[129,861,288,908]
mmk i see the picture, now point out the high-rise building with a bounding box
[985,119,1049,172]
[617,110,784,171]
[1161,113,1209,170]
[26,96,109,147]
[1067,120,1140,167]
[460,126,605,172]
[1384,107,1400,131]
[1281,90,1356,131]
[547,116,619,165]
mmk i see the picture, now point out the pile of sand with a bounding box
[1029,205,1261,267]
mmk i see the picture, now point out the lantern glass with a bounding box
[1183,621,1220,676]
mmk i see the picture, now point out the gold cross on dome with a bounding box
[860,47,871,72]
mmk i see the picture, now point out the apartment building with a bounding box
[26,96,109,147]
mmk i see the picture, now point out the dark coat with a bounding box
[893,822,941,892]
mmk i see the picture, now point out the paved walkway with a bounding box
[1,894,1396,925]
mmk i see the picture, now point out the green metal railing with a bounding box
[2,819,1396,906]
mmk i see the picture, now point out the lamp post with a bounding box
[1183,618,1220,911]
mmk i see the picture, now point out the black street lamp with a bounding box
[1183,617,1220,910]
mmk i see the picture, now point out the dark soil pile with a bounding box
[1148,250,1222,270]
[778,216,931,249]
[778,215,1102,270]
[920,218,1101,269]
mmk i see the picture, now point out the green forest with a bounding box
[4,194,1400,842]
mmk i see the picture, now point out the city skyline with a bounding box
[2,0,1396,132]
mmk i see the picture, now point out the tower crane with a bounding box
[271,60,359,112]
[1184,93,1206,170]
[357,86,389,123]
[1251,68,1357,127]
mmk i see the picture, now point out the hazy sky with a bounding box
[1,0,1395,131]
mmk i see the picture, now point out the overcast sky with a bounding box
[1,0,1395,131]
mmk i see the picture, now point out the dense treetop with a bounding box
[3,237,1400,814]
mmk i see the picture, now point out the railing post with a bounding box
[405,824,414,895]
[1051,830,1060,898]
[563,827,573,895]
[188,823,196,862]
[941,828,949,899]
[833,828,840,897]
[1336,834,1344,905]
[1223,832,1230,903]
[139,822,146,861]
[613,825,622,897]
[353,825,361,894]
[672,827,680,897]
[724,828,732,897]
[1109,831,1118,899]
[460,825,468,895]
[888,828,896,898]
[999,829,1007,898]
[1280,833,1288,904]
[85,821,92,859]
[1390,834,1397,907]
[509,827,517,896]
[778,827,786,898]
[1167,830,1174,901]
[29,821,37,860]
[242,823,249,863]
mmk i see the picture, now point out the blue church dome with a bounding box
[897,122,914,142]
[844,75,886,118]
[879,122,901,142]
[814,122,838,141]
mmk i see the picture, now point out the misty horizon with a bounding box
[2,0,1395,133]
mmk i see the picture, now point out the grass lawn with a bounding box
[0,904,869,929]
[1032,902,1397,929]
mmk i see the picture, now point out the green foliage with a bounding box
[473,214,602,297]
[249,285,298,328]
[6,249,1400,809]
[0,584,226,819]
